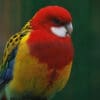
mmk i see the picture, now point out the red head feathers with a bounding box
[28,6,74,70]
[30,6,72,30]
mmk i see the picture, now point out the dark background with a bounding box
[0,0,100,100]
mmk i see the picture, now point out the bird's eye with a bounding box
[52,18,62,25]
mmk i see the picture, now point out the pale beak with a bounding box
[66,22,73,34]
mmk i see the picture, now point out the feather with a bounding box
[0,23,31,90]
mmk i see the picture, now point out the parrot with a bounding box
[0,6,74,100]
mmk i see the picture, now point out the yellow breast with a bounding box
[9,33,72,97]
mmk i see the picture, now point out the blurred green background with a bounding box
[0,0,100,100]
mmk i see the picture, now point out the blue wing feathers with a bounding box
[0,48,17,90]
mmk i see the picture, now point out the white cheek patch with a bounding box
[51,26,67,37]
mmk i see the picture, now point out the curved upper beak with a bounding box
[65,22,73,34]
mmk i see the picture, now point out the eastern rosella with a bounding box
[0,6,74,100]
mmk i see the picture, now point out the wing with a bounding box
[0,21,32,90]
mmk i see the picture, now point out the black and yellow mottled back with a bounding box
[0,21,32,90]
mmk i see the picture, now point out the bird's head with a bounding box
[30,6,73,37]
[28,6,74,70]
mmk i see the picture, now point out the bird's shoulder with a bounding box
[1,21,32,66]
[0,21,32,90]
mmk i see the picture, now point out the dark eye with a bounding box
[52,18,62,25]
